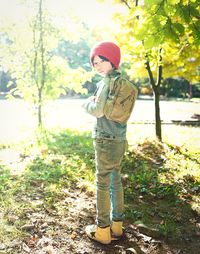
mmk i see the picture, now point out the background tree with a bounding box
[163,43,200,98]
[1,0,92,128]
[112,0,200,141]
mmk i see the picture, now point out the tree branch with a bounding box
[145,53,156,89]
[121,0,131,9]
[156,48,163,87]
[39,0,46,91]
[152,0,165,16]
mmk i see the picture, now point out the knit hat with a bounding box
[90,41,121,69]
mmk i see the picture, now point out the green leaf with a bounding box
[189,21,200,45]
[190,6,200,18]
[144,0,163,6]
[164,3,177,15]
[144,35,161,49]
[179,5,190,22]
[168,0,180,5]
[160,17,168,26]
[170,29,180,43]
[173,23,185,35]
[164,23,180,43]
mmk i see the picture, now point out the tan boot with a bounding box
[85,224,111,244]
[111,221,123,238]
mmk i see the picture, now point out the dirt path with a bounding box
[1,99,199,144]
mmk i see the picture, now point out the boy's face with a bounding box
[93,55,113,76]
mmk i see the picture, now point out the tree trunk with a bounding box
[38,102,42,128]
[37,0,45,129]
[153,86,162,141]
[189,82,193,99]
[145,49,163,141]
[38,89,42,127]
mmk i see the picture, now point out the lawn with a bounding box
[0,123,199,254]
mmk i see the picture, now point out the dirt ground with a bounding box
[2,186,199,254]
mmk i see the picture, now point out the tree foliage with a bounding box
[112,0,200,140]
[0,0,92,127]
[114,0,200,80]
[56,39,91,71]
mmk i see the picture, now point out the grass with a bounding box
[0,125,199,251]
[0,129,95,246]
[121,136,200,240]
[127,124,200,153]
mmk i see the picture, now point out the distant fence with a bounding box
[130,120,200,126]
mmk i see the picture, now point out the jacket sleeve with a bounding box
[82,80,109,118]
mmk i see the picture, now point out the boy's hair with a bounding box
[90,41,121,69]
[91,55,115,69]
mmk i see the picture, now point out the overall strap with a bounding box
[93,87,99,96]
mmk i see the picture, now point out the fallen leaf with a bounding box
[27,235,39,247]
[126,247,137,254]
[22,242,31,253]
[21,224,35,231]
[70,231,78,239]
[36,236,52,247]
[45,246,57,254]
[0,244,6,250]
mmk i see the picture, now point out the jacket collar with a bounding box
[106,69,121,78]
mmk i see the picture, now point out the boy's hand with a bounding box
[89,96,99,103]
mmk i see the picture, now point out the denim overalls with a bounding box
[82,70,127,227]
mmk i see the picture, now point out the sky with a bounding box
[0,0,126,28]
[47,0,125,27]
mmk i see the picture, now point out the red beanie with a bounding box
[90,41,121,69]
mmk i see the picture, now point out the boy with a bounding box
[82,41,127,244]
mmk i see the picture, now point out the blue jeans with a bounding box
[93,139,127,227]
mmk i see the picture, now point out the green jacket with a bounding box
[82,70,127,140]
